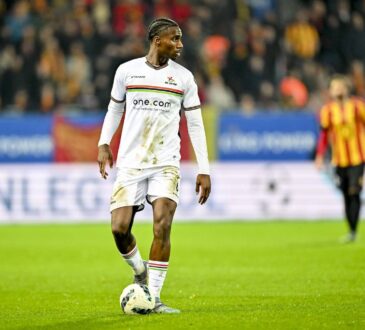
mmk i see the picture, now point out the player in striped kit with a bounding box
[315,75,365,242]
[97,18,211,313]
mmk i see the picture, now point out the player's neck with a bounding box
[335,96,350,105]
[145,52,169,68]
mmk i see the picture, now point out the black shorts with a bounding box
[335,164,365,194]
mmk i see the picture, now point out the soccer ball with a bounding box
[120,284,155,315]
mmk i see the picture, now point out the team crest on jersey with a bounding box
[165,76,177,86]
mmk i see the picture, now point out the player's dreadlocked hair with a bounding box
[147,18,179,41]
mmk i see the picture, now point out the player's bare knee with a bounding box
[153,217,172,241]
[111,218,131,236]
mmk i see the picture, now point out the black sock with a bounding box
[344,193,361,233]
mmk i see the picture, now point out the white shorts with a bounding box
[110,165,180,212]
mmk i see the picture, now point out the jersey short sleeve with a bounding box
[355,98,365,123]
[110,65,126,102]
[183,72,201,110]
[319,104,330,130]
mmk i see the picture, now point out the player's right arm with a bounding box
[315,130,328,169]
[315,104,330,170]
[97,65,126,179]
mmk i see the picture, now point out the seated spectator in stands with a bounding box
[4,0,32,44]
[258,81,276,109]
[243,55,268,99]
[206,75,236,110]
[4,89,29,113]
[280,75,309,109]
[38,38,66,85]
[40,83,56,113]
[319,14,342,72]
[347,12,365,64]
[239,94,256,115]
[285,8,319,59]
[92,0,111,27]
[351,60,365,97]
[202,34,230,76]
[171,0,192,26]
[65,42,92,103]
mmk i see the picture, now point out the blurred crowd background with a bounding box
[1,0,365,114]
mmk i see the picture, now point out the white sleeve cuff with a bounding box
[98,99,125,146]
[184,108,210,174]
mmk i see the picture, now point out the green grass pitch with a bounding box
[1,221,364,329]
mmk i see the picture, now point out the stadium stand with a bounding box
[0,0,365,113]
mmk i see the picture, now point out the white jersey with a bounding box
[110,57,201,169]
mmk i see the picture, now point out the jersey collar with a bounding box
[145,58,169,70]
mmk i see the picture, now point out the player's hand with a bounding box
[195,174,211,205]
[97,144,114,179]
[315,155,324,170]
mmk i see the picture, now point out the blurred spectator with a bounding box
[92,0,111,27]
[309,0,327,31]
[171,0,192,26]
[40,83,56,113]
[279,75,309,109]
[5,89,29,113]
[4,0,32,44]
[0,45,17,106]
[337,0,352,25]
[112,0,145,38]
[351,60,365,97]
[205,75,236,110]
[258,81,276,109]
[239,94,256,115]
[243,55,269,98]
[154,0,172,18]
[347,12,365,64]
[78,83,99,111]
[180,18,204,72]
[284,8,320,59]
[38,37,66,84]
[319,13,343,71]
[221,20,249,100]
[202,34,230,76]
[246,0,275,21]
[65,42,91,103]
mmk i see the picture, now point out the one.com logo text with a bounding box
[133,98,171,108]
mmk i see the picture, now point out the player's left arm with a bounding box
[185,109,211,204]
[355,97,365,123]
[183,72,211,205]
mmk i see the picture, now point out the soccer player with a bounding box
[315,74,365,242]
[97,18,211,313]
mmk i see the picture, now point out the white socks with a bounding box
[148,260,168,299]
[121,248,169,299]
[121,245,145,275]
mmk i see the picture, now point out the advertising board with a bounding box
[218,112,318,161]
[0,162,343,223]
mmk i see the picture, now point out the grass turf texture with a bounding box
[0,221,364,330]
